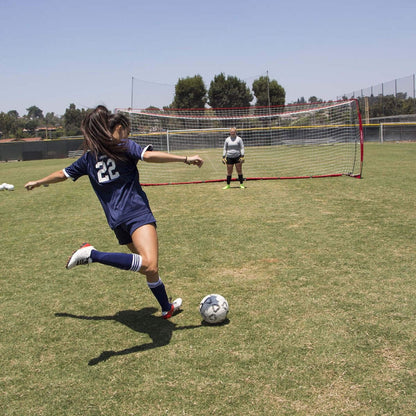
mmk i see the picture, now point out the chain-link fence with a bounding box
[338,74,416,123]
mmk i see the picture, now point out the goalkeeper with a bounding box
[222,127,245,189]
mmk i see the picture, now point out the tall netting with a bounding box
[116,100,363,185]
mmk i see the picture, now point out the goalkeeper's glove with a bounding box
[222,157,227,164]
[239,156,245,163]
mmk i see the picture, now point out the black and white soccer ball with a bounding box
[199,294,229,324]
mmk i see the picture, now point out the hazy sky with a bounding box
[1,0,415,115]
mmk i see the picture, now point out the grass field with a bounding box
[0,142,415,415]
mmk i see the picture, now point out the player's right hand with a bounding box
[25,181,39,190]
[222,157,227,164]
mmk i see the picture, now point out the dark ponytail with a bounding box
[81,105,130,161]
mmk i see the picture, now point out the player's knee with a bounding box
[140,256,158,277]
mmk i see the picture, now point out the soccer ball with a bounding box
[1,183,14,191]
[199,294,229,324]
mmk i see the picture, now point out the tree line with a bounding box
[169,74,285,109]
[0,74,287,140]
[0,104,87,140]
[2,73,414,140]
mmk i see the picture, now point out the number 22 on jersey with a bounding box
[96,158,120,183]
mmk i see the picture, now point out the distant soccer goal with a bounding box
[116,100,363,185]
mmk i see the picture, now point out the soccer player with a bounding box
[25,105,203,319]
[222,127,245,189]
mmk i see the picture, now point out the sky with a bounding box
[1,0,415,116]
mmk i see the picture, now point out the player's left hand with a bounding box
[239,156,245,163]
[187,155,204,167]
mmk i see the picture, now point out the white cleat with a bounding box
[162,298,183,319]
[66,243,95,269]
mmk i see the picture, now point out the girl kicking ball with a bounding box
[25,105,203,318]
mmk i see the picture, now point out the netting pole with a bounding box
[130,76,134,109]
[266,70,271,108]
[266,70,272,142]
[413,74,416,113]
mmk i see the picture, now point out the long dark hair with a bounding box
[81,105,131,161]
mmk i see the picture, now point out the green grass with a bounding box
[1,143,415,415]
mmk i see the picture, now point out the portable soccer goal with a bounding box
[116,99,363,186]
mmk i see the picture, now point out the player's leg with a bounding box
[128,223,159,282]
[129,224,181,318]
[236,162,245,188]
[223,162,233,189]
[66,225,181,318]
[66,219,149,271]
[66,242,142,271]
[65,223,153,273]
[227,163,234,183]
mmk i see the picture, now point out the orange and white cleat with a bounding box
[161,298,183,319]
[66,243,95,270]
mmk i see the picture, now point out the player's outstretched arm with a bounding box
[25,169,68,190]
[143,151,203,167]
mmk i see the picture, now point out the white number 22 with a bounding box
[96,158,120,183]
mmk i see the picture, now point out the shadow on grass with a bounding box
[55,308,201,366]
[201,318,230,327]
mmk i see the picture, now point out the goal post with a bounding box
[116,100,363,186]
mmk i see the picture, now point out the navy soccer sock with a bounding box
[226,175,231,185]
[147,279,171,312]
[90,250,142,271]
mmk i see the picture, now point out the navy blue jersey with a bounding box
[63,140,155,229]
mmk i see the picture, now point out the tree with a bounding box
[26,105,43,120]
[208,73,253,108]
[8,110,19,118]
[44,112,61,127]
[0,111,25,138]
[252,76,285,106]
[401,97,416,114]
[308,96,323,103]
[24,119,38,136]
[171,75,207,109]
[63,104,86,136]
[0,112,14,137]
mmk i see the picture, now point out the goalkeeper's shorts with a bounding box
[225,156,242,165]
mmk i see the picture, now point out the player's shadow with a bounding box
[55,308,201,366]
